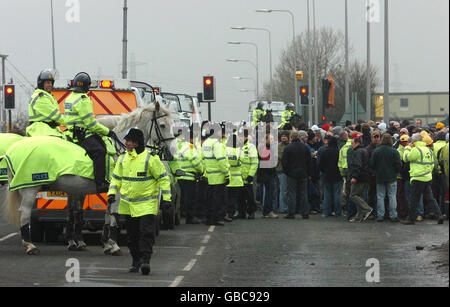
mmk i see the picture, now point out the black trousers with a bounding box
[206,184,226,223]
[126,214,155,262]
[226,187,241,216]
[179,179,198,221]
[408,180,442,222]
[79,135,106,184]
[238,184,256,215]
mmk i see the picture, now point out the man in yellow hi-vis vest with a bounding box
[400,133,444,225]
[108,128,171,275]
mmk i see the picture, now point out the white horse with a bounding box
[1,101,176,255]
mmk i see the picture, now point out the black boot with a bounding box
[140,253,151,275]
[129,259,141,273]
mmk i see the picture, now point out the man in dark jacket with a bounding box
[348,136,373,222]
[365,130,381,213]
[370,134,402,222]
[319,136,343,217]
[282,130,311,219]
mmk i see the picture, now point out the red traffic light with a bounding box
[300,87,307,95]
[5,86,14,95]
[205,78,212,86]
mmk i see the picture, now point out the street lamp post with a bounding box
[231,26,273,101]
[384,0,390,124]
[256,9,297,111]
[228,41,259,98]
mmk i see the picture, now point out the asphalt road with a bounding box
[0,212,448,287]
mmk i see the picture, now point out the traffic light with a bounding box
[322,76,335,109]
[203,76,215,102]
[3,85,15,109]
[299,85,309,105]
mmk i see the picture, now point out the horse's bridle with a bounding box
[148,110,175,160]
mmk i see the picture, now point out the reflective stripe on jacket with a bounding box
[226,146,243,187]
[28,89,65,125]
[278,110,295,128]
[174,140,204,181]
[403,141,435,183]
[240,141,259,184]
[108,149,171,217]
[63,92,109,138]
[202,137,230,185]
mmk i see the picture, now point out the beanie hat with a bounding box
[436,122,445,130]
[322,124,331,132]
[351,132,361,139]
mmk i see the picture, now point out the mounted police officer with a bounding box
[63,72,115,193]
[252,102,266,127]
[108,128,172,275]
[26,69,67,137]
[278,103,296,129]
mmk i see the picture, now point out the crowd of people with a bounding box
[173,118,449,226]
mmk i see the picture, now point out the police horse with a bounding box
[1,101,176,255]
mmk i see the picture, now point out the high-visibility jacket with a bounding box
[63,92,109,139]
[226,146,243,187]
[278,110,296,128]
[433,140,447,174]
[338,139,352,176]
[240,141,259,184]
[26,89,66,137]
[0,133,24,181]
[202,137,230,185]
[108,149,171,218]
[439,143,449,189]
[252,109,266,127]
[403,141,435,183]
[174,140,204,181]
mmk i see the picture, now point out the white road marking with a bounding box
[169,276,184,287]
[80,267,129,271]
[183,259,197,271]
[208,226,215,232]
[196,246,206,256]
[0,232,18,242]
[201,235,211,244]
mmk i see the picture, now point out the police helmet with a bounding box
[257,102,265,109]
[73,72,92,93]
[37,69,55,90]
[286,103,295,110]
[124,128,144,145]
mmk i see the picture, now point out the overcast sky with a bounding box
[1,0,448,122]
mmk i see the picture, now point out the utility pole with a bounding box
[307,0,313,126]
[122,0,128,79]
[383,0,390,123]
[313,0,319,124]
[50,0,56,71]
[344,0,350,114]
[0,54,8,133]
[366,3,372,121]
